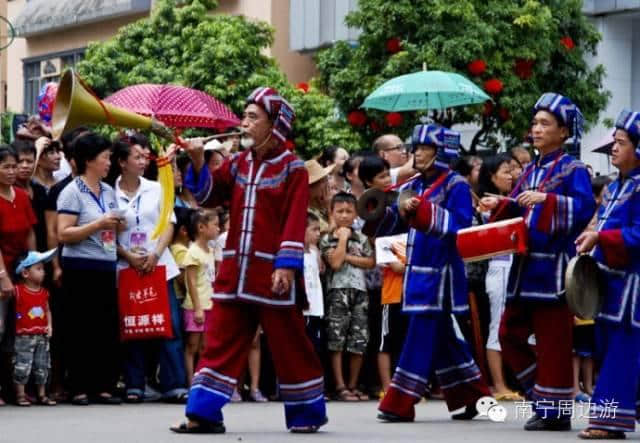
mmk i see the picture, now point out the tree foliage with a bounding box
[315,0,610,153]
[76,0,362,158]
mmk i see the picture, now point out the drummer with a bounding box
[480,93,595,431]
[574,109,640,440]
[365,123,491,423]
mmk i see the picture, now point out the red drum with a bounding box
[456,217,528,262]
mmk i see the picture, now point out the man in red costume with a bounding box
[171,87,327,434]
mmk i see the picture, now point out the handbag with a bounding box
[117,265,173,341]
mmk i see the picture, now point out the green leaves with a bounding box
[316,0,609,152]
[76,0,359,158]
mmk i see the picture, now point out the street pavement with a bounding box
[1,399,604,443]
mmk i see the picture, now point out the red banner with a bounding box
[118,266,173,341]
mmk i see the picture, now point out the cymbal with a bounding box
[356,188,398,222]
[565,254,604,320]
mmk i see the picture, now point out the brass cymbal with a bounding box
[356,188,398,222]
[565,254,604,320]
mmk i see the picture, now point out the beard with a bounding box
[240,136,255,149]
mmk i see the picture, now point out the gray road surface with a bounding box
[0,399,613,443]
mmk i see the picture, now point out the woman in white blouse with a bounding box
[108,135,188,403]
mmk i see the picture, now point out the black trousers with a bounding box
[63,267,120,396]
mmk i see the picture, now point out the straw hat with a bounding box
[305,159,335,185]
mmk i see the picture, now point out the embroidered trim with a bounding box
[255,251,275,260]
[191,368,237,399]
[390,367,428,399]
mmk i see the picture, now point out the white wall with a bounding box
[582,16,635,175]
[631,21,640,110]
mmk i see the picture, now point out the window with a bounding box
[23,48,85,115]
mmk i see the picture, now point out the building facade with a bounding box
[2,0,316,115]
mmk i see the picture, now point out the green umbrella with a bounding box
[361,70,490,112]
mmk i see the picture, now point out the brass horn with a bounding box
[51,69,173,141]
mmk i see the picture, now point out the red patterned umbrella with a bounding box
[104,84,240,129]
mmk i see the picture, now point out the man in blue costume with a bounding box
[366,123,491,423]
[575,109,640,440]
[482,92,596,431]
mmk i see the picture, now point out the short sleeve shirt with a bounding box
[57,177,118,266]
[170,243,189,270]
[181,243,214,311]
[0,187,37,272]
[319,229,373,292]
[15,284,49,335]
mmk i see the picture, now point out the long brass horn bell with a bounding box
[51,69,157,140]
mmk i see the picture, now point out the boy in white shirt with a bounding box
[303,212,324,345]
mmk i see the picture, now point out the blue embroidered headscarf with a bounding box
[614,109,640,159]
[533,92,584,153]
[410,124,460,170]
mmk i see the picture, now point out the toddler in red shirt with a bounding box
[13,249,56,406]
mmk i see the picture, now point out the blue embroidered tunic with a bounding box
[367,170,472,314]
[592,167,640,326]
[501,150,596,302]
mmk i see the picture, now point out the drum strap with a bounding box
[421,171,449,201]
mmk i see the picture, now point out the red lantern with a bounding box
[467,59,487,76]
[484,78,504,96]
[347,110,367,127]
[498,107,510,121]
[385,112,403,127]
[483,101,494,116]
[514,59,535,80]
[369,120,382,133]
[386,37,402,54]
[284,139,296,151]
[560,36,575,50]
[296,82,309,93]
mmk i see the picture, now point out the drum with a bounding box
[565,254,604,320]
[456,217,528,262]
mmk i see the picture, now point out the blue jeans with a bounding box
[124,280,187,398]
